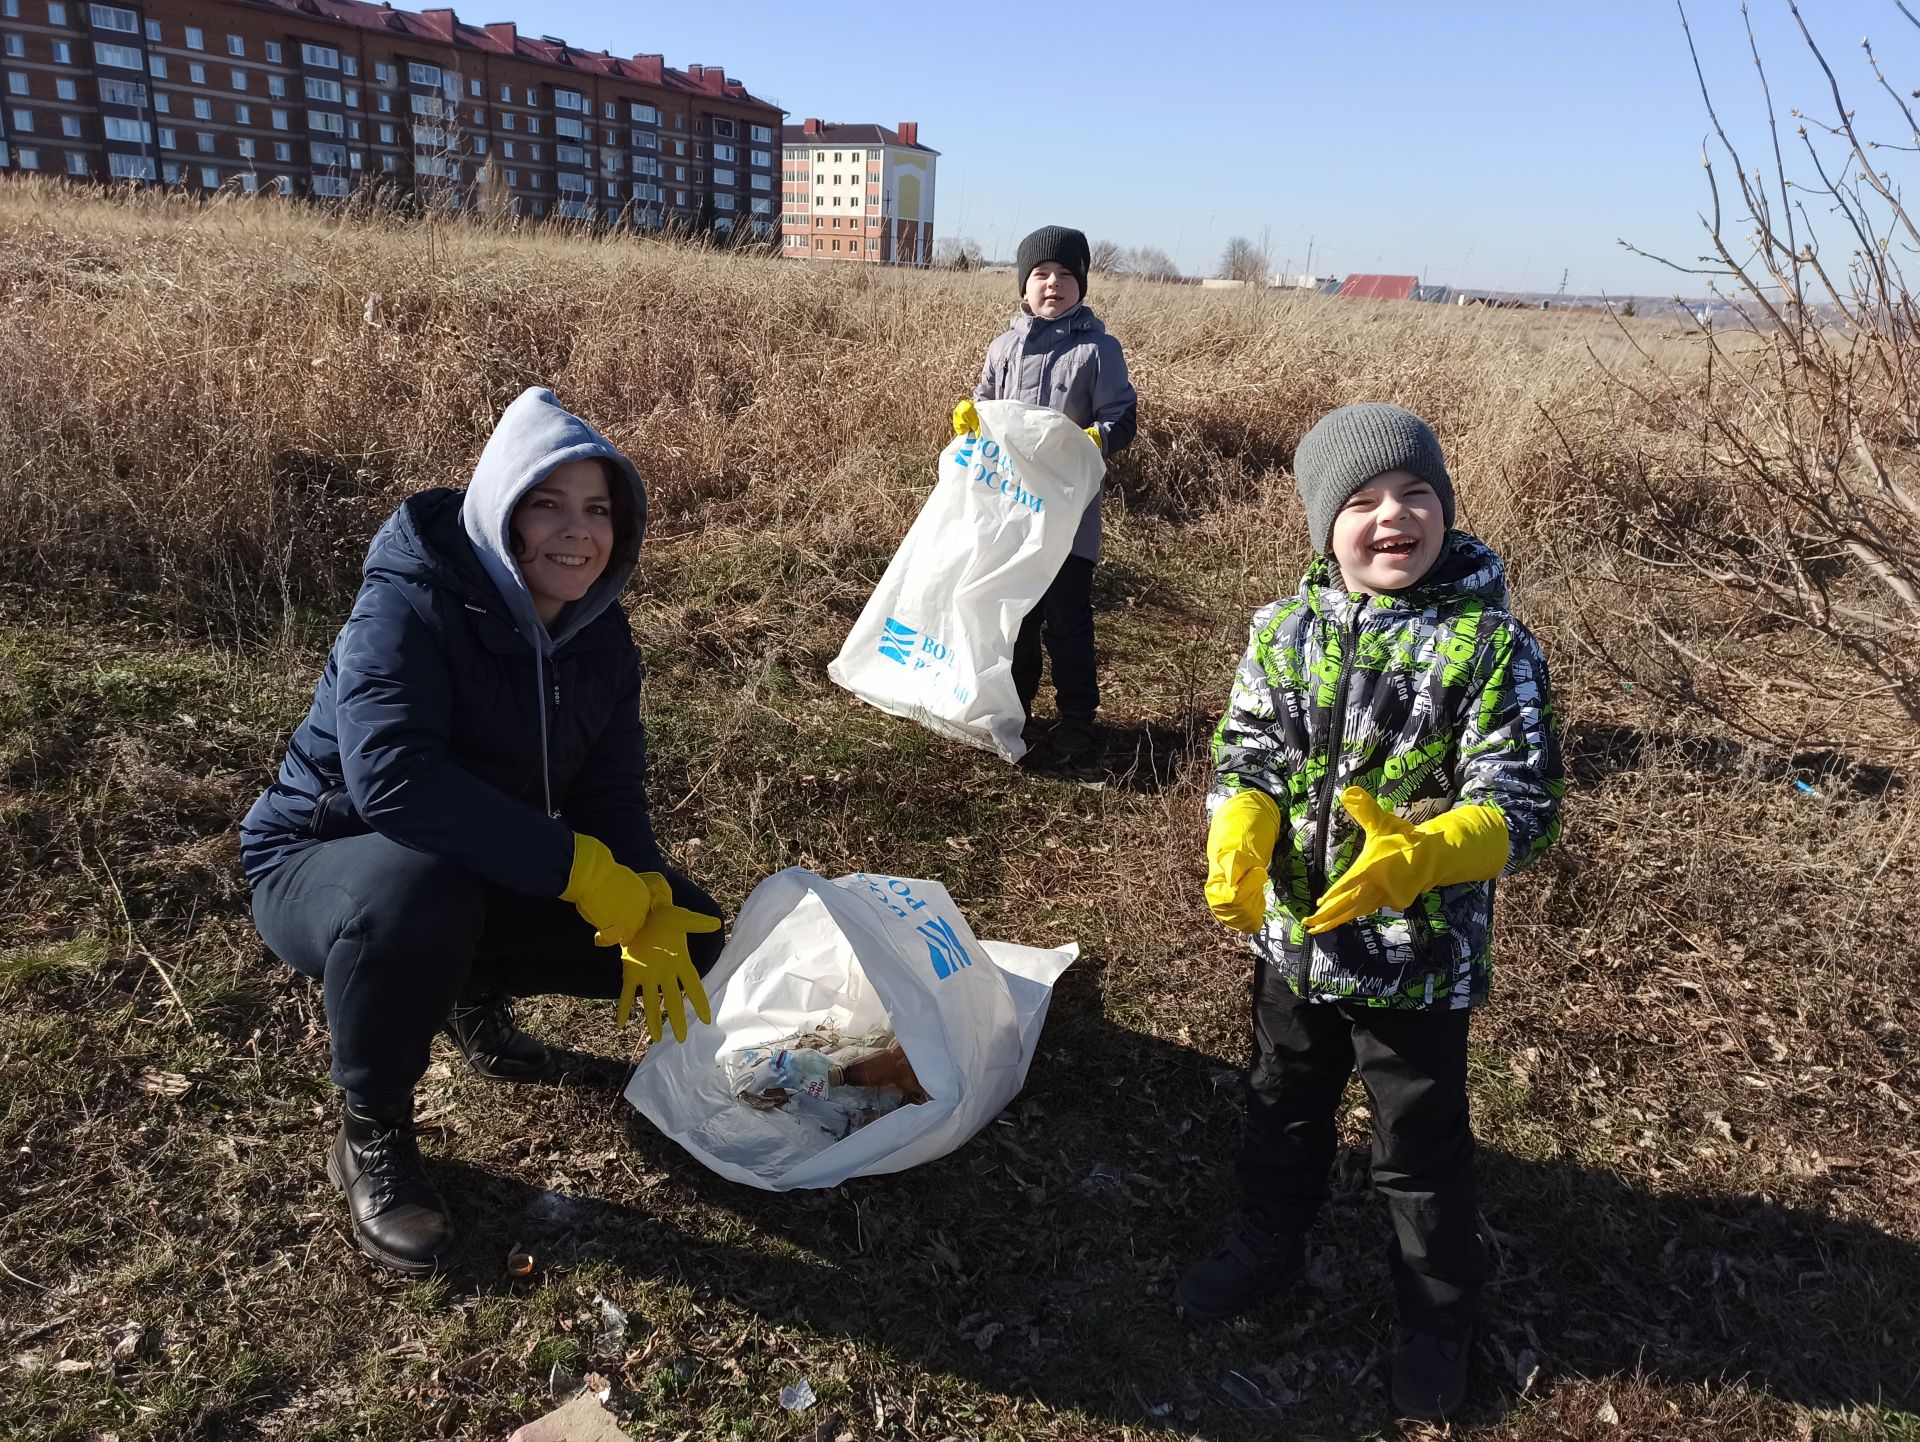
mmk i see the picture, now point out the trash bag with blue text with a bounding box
[625,867,1077,1191]
[828,400,1105,762]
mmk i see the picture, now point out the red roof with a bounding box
[249,0,779,109]
[1338,274,1419,301]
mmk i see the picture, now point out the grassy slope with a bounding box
[0,182,1916,1442]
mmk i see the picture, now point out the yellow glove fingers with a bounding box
[670,906,724,935]
[1083,425,1103,452]
[952,399,980,437]
[681,967,714,1028]
[643,979,666,1045]
[1340,786,1410,839]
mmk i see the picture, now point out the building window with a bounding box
[713,143,733,162]
[470,107,480,125]
[270,108,287,129]
[307,109,342,134]
[407,61,438,86]
[346,119,359,138]
[470,78,481,98]
[526,116,538,134]
[381,153,395,171]
[46,0,63,18]
[161,160,179,181]
[98,76,142,104]
[156,124,173,146]
[276,173,292,193]
[109,151,153,178]
[529,143,540,160]
[750,149,770,168]
[265,41,280,62]
[750,172,769,191]
[231,69,246,90]
[340,55,355,76]
[191,97,209,118]
[499,112,512,130]
[93,39,141,68]
[55,77,75,98]
[376,93,389,112]
[274,140,288,160]
[750,124,771,143]
[713,167,733,186]
[199,164,217,185]
[309,140,345,166]
[235,103,249,123]
[13,145,37,168]
[103,114,146,141]
[187,61,203,83]
[236,137,252,158]
[59,114,79,135]
[87,1,135,27]
[52,39,71,61]
[301,43,337,68]
[225,33,241,55]
[505,168,517,186]
[553,88,583,111]
[377,122,392,143]
[5,77,25,100]
[184,25,202,49]
[146,53,163,76]
[312,174,348,196]
[4,35,23,57]
[471,134,484,154]
[143,17,157,39]
[66,150,88,174]
[195,131,211,151]
[152,92,167,112]
[343,87,355,106]
[266,74,285,98]
[502,140,514,158]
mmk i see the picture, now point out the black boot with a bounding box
[1173,1216,1305,1321]
[442,990,555,1083]
[1391,1326,1472,1420]
[326,1099,454,1276]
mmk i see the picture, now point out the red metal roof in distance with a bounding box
[252,0,779,106]
[1339,274,1420,301]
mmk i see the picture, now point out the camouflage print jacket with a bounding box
[1212,533,1564,1010]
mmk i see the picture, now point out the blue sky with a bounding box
[506,1,1916,295]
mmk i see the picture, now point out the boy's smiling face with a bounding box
[1025,261,1081,320]
[1329,468,1447,596]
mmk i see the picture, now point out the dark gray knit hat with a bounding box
[1292,402,1455,554]
[1016,225,1091,301]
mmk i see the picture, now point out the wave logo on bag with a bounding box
[953,435,1043,516]
[878,617,918,664]
[852,872,976,980]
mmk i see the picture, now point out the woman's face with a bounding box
[512,459,617,624]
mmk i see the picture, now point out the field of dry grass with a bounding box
[1,177,1916,1442]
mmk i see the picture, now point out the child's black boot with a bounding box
[1390,1325,1472,1420]
[1173,1215,1305,1320]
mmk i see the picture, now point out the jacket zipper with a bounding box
[1300,601,1362,993]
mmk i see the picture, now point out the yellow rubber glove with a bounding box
[1205,790,1282,932]
[1084,425,1104,452]
[1303,788,1509,934]
[561,834,665,948]
[616,902,722,1042]
[952,398,980,437]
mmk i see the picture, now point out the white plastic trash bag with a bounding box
[625,867,1077,1191]
[828,399,1105,762]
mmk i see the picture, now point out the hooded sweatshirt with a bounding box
[240,387,656,895]
[974,303,1138,561]
[1211,533,1564,1011]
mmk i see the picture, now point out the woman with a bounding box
[241,386,723,1275]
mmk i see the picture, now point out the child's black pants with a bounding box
[251,831,725,1109]
[1012,554,1098,725]
[1238,967,1486,1332]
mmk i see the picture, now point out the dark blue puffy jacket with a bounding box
[240,387,661,895]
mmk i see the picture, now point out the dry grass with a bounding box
[1,177,1916,1442]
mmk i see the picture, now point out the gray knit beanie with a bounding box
[1292,402,1455,554]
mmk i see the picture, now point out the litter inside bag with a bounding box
[720,1025,927,1139]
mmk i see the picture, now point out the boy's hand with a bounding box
[952,399,980,437]
[1304,789,1508,933]
[616,903,722,1043]
[1205,790,1282,932]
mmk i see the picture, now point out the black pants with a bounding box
[1238,968,1486,1331]
[252,832,725,1107]
[1012,554,1098,725]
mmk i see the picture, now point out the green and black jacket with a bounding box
[1212,532,1564,1010]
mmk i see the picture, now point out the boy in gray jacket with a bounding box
[955,224,1138,771]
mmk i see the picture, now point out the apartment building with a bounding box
[0,0,781,235]
[779,118,934,265]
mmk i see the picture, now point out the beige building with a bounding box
[779,118,935,265]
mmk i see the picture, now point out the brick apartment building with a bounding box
[780,117,934,265]
[0,0,782,235]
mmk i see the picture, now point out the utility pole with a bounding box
[1556,267,1568,297]
[1304,234,1314,279]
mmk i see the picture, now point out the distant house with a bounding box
[1339,274,1420,302]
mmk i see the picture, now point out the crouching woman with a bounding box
[240,386,723,1275]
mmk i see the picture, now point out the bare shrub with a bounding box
[1550,5,1920,754]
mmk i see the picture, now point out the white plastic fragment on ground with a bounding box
[778,1378,817,1412]
[626,867,1076,1190]
[828,399,1105,762]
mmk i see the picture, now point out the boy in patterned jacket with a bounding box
[1175,403,1563,1422]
